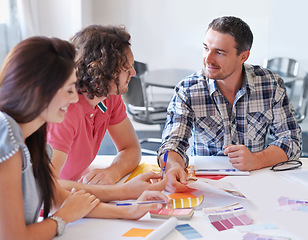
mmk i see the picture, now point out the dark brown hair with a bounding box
[0,36,76,219]
[208,16,253,55]
[71,24,131,99]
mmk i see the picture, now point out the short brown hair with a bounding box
[208,16,253,55]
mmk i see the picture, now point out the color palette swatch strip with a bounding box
[203,203,253,231]
[169,195,204,209]
[243,232,291,240]
[175,224,203,239]
[277,196,308,212]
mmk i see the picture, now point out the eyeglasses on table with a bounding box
[270,160,302,172]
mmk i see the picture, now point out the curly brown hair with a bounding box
[71,24,131,99]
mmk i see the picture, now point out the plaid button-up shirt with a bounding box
[158,64,302,166]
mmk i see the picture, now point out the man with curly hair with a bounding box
[47,25,166,200]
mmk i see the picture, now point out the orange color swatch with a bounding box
[122,228,154,237]
[168,192,197,199]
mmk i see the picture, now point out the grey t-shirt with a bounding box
[0,112,42,225]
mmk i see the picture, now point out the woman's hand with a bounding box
[123,190,170,220]
[53,188,100,223]
[123,172,168,199]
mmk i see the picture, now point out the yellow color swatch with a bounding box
[169,195,204,209]
[168,192,197,199]
[122,228,154,237]
[125,163,161,183]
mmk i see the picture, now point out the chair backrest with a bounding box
[122,76,144,107]
[134,61,148,76]
[122,61,148,107]
[122,60,169,125]
[263,57,299,78]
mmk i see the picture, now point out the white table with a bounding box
[56,156,308,240]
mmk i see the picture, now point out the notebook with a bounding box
[193,156,250,176]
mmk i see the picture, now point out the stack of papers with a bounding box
[193,156,250,176]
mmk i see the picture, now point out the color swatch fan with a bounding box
[169,194,204,209]
[203,203,253,231]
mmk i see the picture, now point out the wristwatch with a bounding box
[49,215,66,236]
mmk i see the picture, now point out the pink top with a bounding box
[47,94,127,180]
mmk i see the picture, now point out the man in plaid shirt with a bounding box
[158,16,302,193]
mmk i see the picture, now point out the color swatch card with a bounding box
[193,156,250,176]
[233,223,278,232]
[124,163,160,183]
[169,194,204,209]
[187,177,246,198]
[175,224,203,239]
[122,217,178,240]
[203,203,253,231]
[243,232,291,240]
[277,196,308,212]
[150,208,194,220]
[122,228,154,237]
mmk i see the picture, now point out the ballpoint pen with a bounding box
[114,200,167,206]
[196,169,240,172]
[161,150,169,180]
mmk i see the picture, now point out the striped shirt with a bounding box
[158,64,302,166]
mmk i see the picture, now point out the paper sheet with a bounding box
[193,156,249,176]
[186,177,246,198]
[145,217,178,240]
[281,169,308,188]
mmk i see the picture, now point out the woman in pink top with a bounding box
[48,25,166,201]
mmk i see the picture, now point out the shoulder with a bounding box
[0,112,23,163]
[177,70,205,89]
[105,95,126,115]
[105,95,124,107]
[244,64,285,90]
[175,70,209,101]
[244,64,282,83]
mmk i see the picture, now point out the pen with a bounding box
[196,169,240,172]
[115,200,166,206]
[161,150,169,180]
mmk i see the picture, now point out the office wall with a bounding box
[35,0,308,76]
[36,0,83,40]
[90,0,308,76]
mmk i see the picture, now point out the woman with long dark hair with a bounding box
[0,36,168,239]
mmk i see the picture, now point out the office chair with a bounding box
[263,57,299,100]
[294,72,308,123]
[123,61,170,155]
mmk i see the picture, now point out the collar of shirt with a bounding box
[204,64,256,102]
[78,94,108,119]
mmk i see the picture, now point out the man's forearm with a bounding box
[254,145,288,169]
[158,150,186,171]
[58,179,129,202]
[107,147,141,182]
